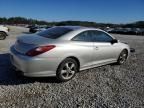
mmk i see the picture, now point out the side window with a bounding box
[72,31,92,42]
[92,31,113,42]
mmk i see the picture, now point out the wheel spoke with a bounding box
[120,56,123,59]
[122,54,126,59]
[70,70,75,75]
[61,70,67,74]
[65,63,69,69]
[70,63,75,69]
[66,72,69,77]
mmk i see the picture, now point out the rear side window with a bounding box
[72,31,92,42]
[91,31,113,42]
[37,27,72,39]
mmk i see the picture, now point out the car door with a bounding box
[91,30,120,65]
[71,31,94,69]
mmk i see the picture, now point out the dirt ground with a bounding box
[0,26,144,108]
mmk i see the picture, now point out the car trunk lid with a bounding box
[14,34,54,54]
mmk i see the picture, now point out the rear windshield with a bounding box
[37,27,72,39]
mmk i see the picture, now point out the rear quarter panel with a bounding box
[38,41,94,68]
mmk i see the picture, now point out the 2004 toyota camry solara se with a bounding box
[10,26,130,82]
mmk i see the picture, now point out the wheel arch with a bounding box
[0,31,8,36]
[57,56,80,72]
[66,56,80,71]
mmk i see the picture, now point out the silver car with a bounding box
[10,26,130,82]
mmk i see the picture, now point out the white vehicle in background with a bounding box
[0,25,9,40]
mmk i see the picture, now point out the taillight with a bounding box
[26,45,55,56]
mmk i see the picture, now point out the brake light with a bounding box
[26,45,55,56]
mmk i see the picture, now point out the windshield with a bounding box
[37,27,72,39]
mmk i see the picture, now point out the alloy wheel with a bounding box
[60,62,76,80]
[118,50,127,64]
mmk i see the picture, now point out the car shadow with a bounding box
[0,53,59,85]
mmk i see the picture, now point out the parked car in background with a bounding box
[0,25,9,40]
[131,28,144,35]
[10,26,130,82]
[29,25,51,33]
[107,27,144,35]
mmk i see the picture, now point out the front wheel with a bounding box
[117,50,128,65]
[0,32,7,40]
[56,58,78,82]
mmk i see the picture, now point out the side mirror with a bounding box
[111,39,118,44]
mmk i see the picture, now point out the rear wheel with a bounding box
[0,32,7,40]
[117,50,128,65]
[56,58,78,82]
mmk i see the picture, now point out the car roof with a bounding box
[57,26,90,30]
[56,26,104,32]
[56,26,112,40]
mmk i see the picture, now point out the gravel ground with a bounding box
[0,26,144,108]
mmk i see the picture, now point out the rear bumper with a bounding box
[10,46,62,77]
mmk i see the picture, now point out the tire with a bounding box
[0,32,7,40]
[117,50,128,65]
[56,58,78,82]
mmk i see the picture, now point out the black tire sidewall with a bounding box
[56,58,78,82]
[0,32,6,40]
[117,50,127,65]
